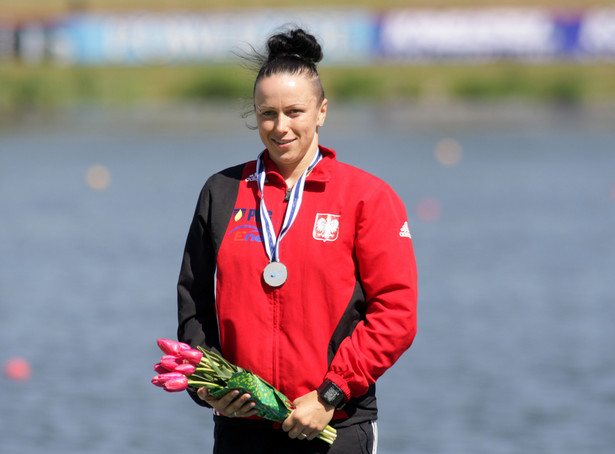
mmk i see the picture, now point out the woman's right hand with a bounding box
[197,388,259,418]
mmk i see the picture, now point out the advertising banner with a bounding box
[49,9,375,65]
[379,8,560,61]
[379,7,615,61]
[9,7,615,65]
[578,9,615,57]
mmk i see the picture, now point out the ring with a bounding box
[232,411,237,417]
[299,433,308,439]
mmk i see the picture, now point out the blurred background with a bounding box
[1,1,614,454]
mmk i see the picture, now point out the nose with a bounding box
[274,114,288,134]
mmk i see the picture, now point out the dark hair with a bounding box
[250,27,326,103]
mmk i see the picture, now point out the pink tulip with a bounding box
[151,372,185,387]
[179,349,203,365]
[157,338,191,356]
[160,355,184,371]
[163,376,189,392]
[174,363,196,376]
[154,363,170,374]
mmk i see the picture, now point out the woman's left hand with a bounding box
[281,390,335,441]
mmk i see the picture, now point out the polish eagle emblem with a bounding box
[313,213,340,242]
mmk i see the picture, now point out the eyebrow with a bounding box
[256,103,307,111]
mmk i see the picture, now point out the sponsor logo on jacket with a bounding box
[228,225,263,242]
[313,213,340,242]
[233,208,262,223]
[399,221,411,238]
[229,207,271,242]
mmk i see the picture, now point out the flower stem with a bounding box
[187,380,214,388]
[317,425,337,444]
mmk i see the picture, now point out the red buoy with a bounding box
[4,357,32,381]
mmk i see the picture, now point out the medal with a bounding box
[256,149,322,288]
[263,261,288,287]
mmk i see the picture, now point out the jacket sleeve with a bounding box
[325,182,418,400]
[177,184,220,407]
[176,165,245,406]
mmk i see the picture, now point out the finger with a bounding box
[237,405,259,418]
[239,397,257,413]
[226,392,253,416]
[289,426,307,439]
[233,396,257,417]
[197,388,208,401]
[199,388,222,405]
[281,410,295,432]
[220,390,241,406]
[209,390,238,416]
[299,430,310,440]
[305,430,318,441]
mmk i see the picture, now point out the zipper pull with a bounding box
[284,187,292,202]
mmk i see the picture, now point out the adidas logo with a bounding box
[399,221,411,238]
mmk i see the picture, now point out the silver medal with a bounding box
[263,261,288,288]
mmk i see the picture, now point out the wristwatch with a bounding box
[317,379,346,409]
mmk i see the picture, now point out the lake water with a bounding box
[1,102,614,454]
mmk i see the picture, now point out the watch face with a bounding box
[321,382,343,406]
[318,380,344,408]
[324,387,339,402]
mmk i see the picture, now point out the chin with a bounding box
[270,145,299,157]
[274,152,301,164]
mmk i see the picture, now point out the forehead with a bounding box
[254,73,318,105]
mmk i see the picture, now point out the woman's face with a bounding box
[254,73,327,176]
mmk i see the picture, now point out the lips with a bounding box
[272,138,296,147]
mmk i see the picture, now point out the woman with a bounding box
[177,27,417,454]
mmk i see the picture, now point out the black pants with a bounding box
[212,416,377,454]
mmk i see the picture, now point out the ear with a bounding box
[317,98,328,128]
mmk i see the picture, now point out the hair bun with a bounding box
[266,28,323,64]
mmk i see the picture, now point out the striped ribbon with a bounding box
[256,149,322,263]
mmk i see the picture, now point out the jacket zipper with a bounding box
[272,289,280,390]
[273,186,289,388]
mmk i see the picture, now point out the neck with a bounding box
[276,146,319,188]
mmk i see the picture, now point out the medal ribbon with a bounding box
[256,149,322,263]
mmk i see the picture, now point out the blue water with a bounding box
[1,103,614,454]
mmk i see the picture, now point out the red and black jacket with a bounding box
[177,146,417,427]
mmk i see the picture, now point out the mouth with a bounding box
[272,138,296,147]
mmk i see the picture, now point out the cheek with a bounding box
[257,120,272,136]
[296,118,318,135]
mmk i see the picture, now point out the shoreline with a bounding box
[3,99,614,134]
[1,62,614,113]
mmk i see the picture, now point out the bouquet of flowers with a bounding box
[151,338,337,445]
